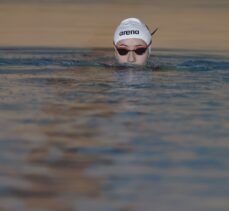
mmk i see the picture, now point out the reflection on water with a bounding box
[0,48,229,210]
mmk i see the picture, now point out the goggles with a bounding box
[114,42,151,56]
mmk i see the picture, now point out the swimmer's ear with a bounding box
[151,27,158,36]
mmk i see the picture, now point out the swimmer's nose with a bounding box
[127,51,136,63]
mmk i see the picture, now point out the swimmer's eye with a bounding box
[116,48,129,56]
[134,48,148,55]
[116,47,148,56]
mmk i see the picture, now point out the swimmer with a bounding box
[113,17,158,66]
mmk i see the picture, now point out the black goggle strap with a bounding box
[151,27,158,36]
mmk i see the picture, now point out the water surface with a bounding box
[0,47,229,211]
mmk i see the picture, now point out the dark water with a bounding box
[0,47,229,211]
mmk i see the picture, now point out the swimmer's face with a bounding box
[114,38,150,66]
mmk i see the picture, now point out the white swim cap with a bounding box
[113,18,152,45]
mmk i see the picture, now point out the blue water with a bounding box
[0,47,228,211]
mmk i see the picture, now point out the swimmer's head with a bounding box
[113,18,153,66]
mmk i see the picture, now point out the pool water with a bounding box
[0,47,229,211]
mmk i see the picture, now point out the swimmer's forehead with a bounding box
[116,38,147,47]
